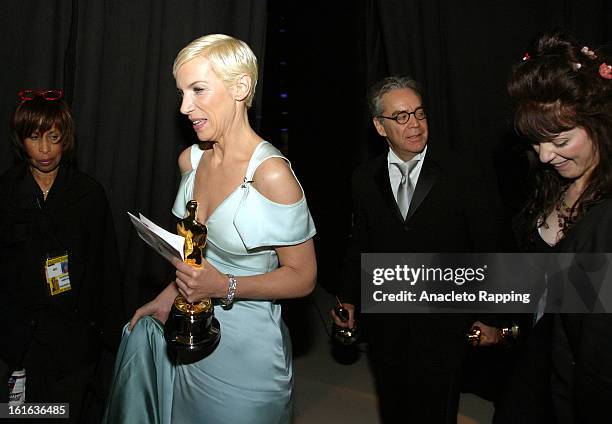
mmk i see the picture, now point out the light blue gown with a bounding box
[103,141,316,424]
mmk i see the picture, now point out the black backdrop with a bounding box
[1,0,610,318]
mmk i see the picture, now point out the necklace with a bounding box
[37,180,54,197]
[31,167,59,200]
[40,185,52,198]
[556,190,574,229]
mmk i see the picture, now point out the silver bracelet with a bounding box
[222,274,237,309]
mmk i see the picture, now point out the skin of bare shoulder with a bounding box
[252,157,303,205]
[178,146,194,173]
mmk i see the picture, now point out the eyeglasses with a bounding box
[18,89,64,101]
[377,107,426,125]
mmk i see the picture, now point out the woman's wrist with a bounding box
[165,281,180,297]
[213,269,229,298]
[221,274,238,309]
[159,282,178,305]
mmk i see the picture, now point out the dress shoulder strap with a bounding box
[190,144,205,170]
[244,141,287,182]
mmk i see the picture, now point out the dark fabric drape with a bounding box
[366,0,611,148]
[0,1,73,159]
[0,0,268,315]
[291,2,368,293]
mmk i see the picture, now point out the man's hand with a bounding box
[331,302,356,329]
[470,320,501,347]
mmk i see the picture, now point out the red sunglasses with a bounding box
[18,89,64,101]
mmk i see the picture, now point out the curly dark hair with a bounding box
[508,32,612,248]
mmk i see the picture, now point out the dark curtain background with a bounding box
[291,0,610,294]
[0,0,268,314]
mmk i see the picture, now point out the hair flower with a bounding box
[599,63,612,80]
[522,52,530,61]
[580,46,597,59]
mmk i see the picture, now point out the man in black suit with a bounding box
[333,76,505,423]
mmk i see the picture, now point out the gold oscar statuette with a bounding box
[163,200,221,364]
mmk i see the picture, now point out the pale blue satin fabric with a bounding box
[103,318,175,424]
[103,141,316,423]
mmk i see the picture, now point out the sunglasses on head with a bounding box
[18,89,64,101]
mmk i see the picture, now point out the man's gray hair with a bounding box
[368,76,423,117]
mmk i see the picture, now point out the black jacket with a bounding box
[495,198,612,424]
[340,145,506,305]
[338,144,506,422]
[0,162,125,370]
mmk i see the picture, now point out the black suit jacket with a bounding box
[340,144,505,355]
[341,145,504,301]
[338,144,506,422]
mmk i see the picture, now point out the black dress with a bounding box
[0,162,125,423]
[495,199,612,424]
[493,235,556,423]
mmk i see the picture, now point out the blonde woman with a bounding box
[103,34,316,423]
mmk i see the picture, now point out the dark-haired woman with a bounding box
[494,33,612,424]
[0,91,124,422]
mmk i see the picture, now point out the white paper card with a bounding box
[127,212,184,262]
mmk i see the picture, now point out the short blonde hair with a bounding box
[173,34,258,107]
